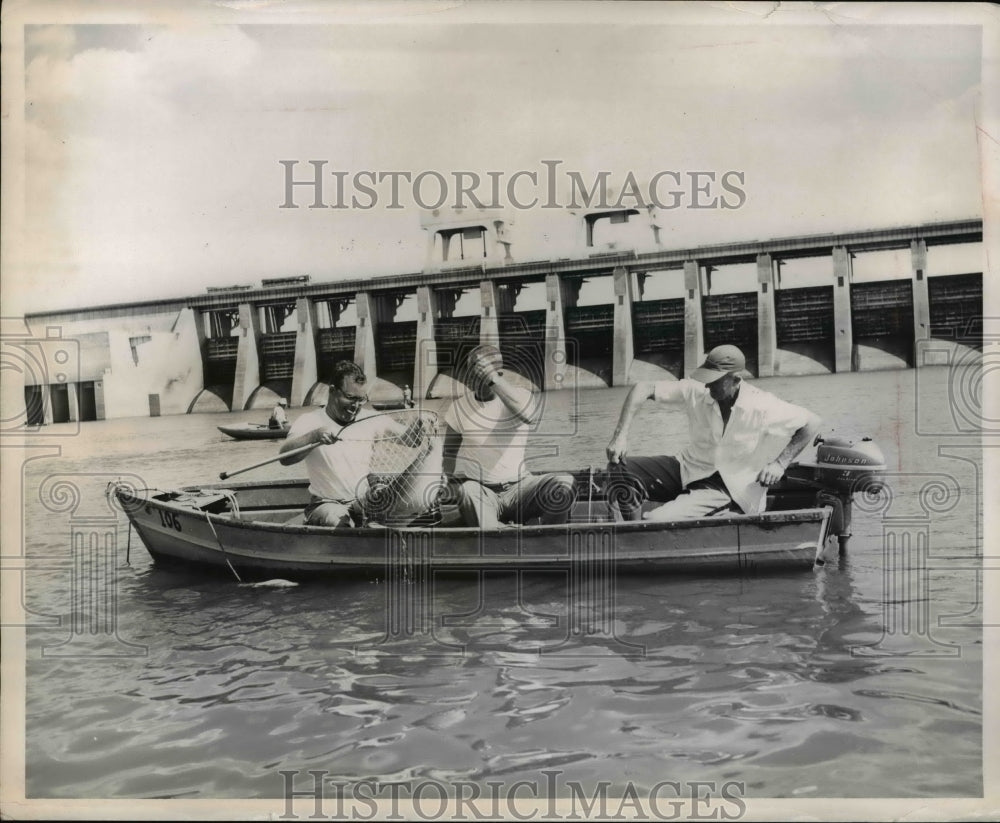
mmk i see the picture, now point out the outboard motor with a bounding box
[811,435,887,495]
[772,433,887,555]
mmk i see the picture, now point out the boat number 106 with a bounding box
[157,509,182,531]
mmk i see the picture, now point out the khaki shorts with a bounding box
[303,496,357,527]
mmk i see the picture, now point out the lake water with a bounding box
[13,367,984,808]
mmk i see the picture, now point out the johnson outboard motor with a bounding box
[810,434,887,494]
[771,433,887,555]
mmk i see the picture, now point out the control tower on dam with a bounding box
[17,214,984,424]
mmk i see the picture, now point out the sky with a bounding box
[2,1,994,316]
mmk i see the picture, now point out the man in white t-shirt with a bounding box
[605,344,821,521]
[279,361,394,527]
[442,345,576,527]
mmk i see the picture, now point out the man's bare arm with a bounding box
[757,411,823,486]
[605,381,657,463]
[279,427,336,466]
[441,424,463,476]
[468,350,539,426]
[490,374,540,425]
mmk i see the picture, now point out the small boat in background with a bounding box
[217,422,290,441]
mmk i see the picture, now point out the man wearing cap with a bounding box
[605,344,821,521]
[441,344,577,527]
[268,397,288,430]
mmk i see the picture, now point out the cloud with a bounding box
[11,19,986,313]
[25,24,76,61]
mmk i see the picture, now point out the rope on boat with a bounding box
[200,489,244,583]
[105,480,159,567]
[106,482,170,497]
[105,481,244,580]
[218,489,241,521]
[205,512,242,583]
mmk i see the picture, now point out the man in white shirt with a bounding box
[605,344,821,521]
[442,345,577,527]
[268,397,288,429]
[279,361,407,527]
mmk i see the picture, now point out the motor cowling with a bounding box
[810,434,886,495]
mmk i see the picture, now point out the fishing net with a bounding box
[341,409,445,526]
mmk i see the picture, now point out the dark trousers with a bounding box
[607,456,735,521]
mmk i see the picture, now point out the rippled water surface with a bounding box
[18,368,983,800]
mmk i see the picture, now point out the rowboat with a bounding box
[109,436,885,580]
[217,422,289,440]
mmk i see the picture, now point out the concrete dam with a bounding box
[16,214,984,424]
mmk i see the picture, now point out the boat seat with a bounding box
[244,508,308,525]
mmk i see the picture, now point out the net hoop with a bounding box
[339,409,444,526]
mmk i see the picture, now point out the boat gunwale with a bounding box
[117,483,833,539]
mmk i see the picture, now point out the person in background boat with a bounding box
[268,397,288,429]
[402,384,414,408]
[441,344,577,527]
[605,344,821,522]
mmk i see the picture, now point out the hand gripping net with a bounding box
[346,409,445,526]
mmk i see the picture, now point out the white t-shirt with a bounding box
[286,407,387,501]
[443,388,535,485]
[652,379,812,515]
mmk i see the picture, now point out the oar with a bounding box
[219,442,319,480]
